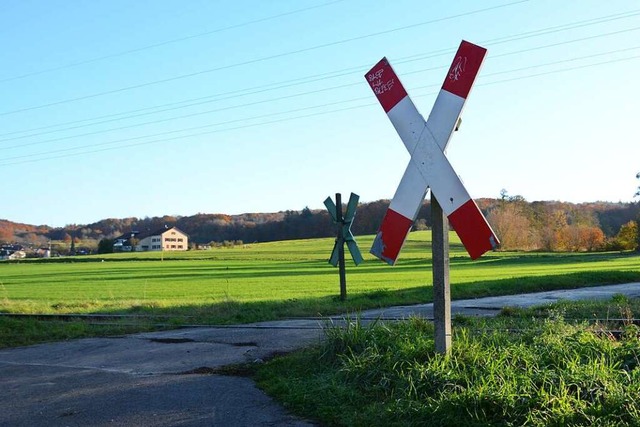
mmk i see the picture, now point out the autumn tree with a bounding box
[488,203,536,250]
[487,192,538,250]
[608,221,638,251]
[579,226,605,251]
[0,226,13,243]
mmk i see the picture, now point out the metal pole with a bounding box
[336,193,347,300]
[431,193,451,354]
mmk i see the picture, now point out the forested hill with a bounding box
[1,199,638,252]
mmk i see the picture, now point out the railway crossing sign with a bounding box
[325,192,363,300]
[365,40,499,264]
[365,40,500,353]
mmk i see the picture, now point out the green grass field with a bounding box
[2,232,640,317]
[1,231,639,325]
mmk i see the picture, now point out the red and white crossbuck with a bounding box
[366,40,499,264]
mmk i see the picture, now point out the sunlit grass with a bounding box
[257,297,640,426]
[1,231,639,316]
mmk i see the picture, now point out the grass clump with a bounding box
[256,303,640,426]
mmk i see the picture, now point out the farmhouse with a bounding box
[114,227,189,252]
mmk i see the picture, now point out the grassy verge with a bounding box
[256,297,640,426]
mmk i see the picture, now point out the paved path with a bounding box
[1,283,639,426]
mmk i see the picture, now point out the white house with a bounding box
[136,227,189,252]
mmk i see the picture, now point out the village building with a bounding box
[114,227,189,252]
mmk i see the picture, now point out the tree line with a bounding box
[0,198,638,253]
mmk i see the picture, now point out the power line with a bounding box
[1,96,373,162]
[399,9,640,63]
[478,54,640,88]
[2,51,638,167]
[489,45,640,77]
[1,7,637,140]
[0,66,361,139]
[0,104,376,166]
[0,81,363,151]
[3,27,639,152]
[0,79,361,147]
[0,0,528,117]
[0,0,348,84]
[491,25,640,60]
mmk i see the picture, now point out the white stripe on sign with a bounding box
[388,161,429,220]
[424,90,465,152]
[386,96,426,154]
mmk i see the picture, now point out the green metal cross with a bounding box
[324,192,363,267]
[324,192,362,300]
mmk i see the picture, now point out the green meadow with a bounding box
[1,231,639,323]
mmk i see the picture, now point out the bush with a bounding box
[606,221,638,251]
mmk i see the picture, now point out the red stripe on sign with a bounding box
[370,208,414,265]
[441,40,487,100]
[447,199,499,260]
[365,57,408,113]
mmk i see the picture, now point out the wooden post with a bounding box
[431,194,451,354]
[336,193,347,301]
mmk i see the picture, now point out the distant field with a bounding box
[1,231,639,323]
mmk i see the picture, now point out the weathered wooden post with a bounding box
[364,41,499,354]
[431,195,451,353]
[336,193,347,300]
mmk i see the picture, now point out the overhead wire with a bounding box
[0,0,529,117]
[0,0,348,84]
[0,66,362,139]
[2,3,638,167]
[2,24,639,153]
[0,80,363,150]
[2,50,638,167]
[1,7,638,141]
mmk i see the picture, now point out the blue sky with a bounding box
[1,0,639,226]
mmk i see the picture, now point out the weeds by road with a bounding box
[257,296,640,426]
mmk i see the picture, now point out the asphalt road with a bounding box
[1,283,639,426]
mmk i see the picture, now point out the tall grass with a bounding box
[257,300,640,426]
